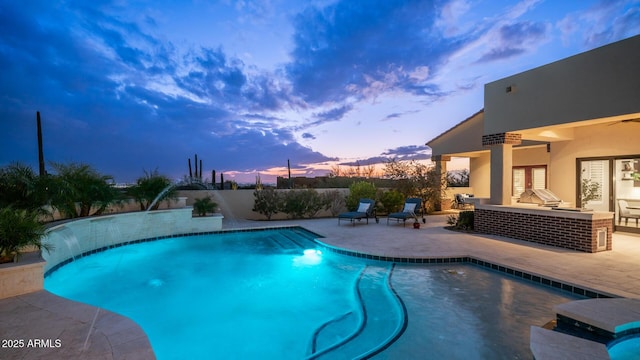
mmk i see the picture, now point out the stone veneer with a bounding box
[0,253,45,299]
[474,205,613,253]
[481,132,522,146]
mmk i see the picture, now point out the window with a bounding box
[581,161,604,203]
[512,166,547,196]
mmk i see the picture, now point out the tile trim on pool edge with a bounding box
[315,242,616,299]
[43,225,615,299]
[44,226,321,277]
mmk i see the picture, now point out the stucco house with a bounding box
[427,35,640,252]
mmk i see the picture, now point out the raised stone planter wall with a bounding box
[0,253,45,299]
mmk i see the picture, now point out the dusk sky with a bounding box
[1,1,638,184]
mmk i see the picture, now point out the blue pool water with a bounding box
[609,336,640,360]
[45,228,580,359]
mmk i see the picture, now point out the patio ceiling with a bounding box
[519,112,640,142]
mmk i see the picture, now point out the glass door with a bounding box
[579,160,609,211]
[615,158,640,232]
[578,156,640,234]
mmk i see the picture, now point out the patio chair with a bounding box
[452,193,473,209]
[387,198,424,226]
[618,200,640,227]
[338,198,377,225]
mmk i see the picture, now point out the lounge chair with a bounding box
[338,198,377,225]
[387,198,424,226]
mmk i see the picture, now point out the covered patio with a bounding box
[427,35,640,251]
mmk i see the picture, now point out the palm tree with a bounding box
[193,197,218,216]
[127,169,176,210]
[0,162,50,213]
[0,207,52,263]
[48,162,120,218]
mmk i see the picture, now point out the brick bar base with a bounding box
[474,206,613,253]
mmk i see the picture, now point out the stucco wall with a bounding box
[427,110,484,155]
[513,146,549,167]
[178,189,350,221]
[470,153,490,198]
[549,122,640,204]
[484,35,640,134]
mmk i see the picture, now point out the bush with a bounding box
[346,181,377,211]
[379,189,405,214]
[447,211,474,230]
[252,188,282,220]
[383,158,446,214]
[321,190,346,216]
[193,197,217,216]
[282,189,324,219]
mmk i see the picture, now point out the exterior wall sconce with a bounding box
[506,85,516,93]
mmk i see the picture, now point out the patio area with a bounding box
[1,214,639,359]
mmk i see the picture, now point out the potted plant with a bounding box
[193,197,218,217]
[0,207,52,263]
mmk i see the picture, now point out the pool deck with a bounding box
[1,214,639,359]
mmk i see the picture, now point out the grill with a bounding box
[518,189,562,207]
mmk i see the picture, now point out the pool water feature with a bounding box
[45,228,580,359]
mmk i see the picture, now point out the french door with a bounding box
[512,166,547,196]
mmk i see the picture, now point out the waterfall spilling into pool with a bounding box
[146,184,177,212]
[56,227,81,262]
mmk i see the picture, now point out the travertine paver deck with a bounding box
[1,214,639,359]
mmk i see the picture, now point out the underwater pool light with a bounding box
[294,249,323,266]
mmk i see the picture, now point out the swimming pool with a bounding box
[45,227,580,359]
[609,335,640,360]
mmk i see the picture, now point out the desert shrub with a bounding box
[282,189,324,219]
[447,211,474,230]
[346,181,377,211]
[252,188,282,220]
[383,158,446,214]
[322,190,346,216]
[379,189,405,214]
[458,211,474,229]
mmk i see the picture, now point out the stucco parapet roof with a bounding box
[425,108,484,146]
